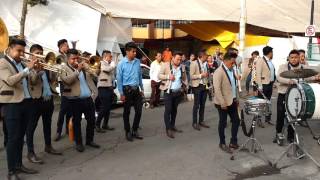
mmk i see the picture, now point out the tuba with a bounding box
[0,17,9,54]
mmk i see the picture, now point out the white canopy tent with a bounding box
[75,0,320,33]
[0,0,132,54]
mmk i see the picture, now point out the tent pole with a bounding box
[239,0,246,60]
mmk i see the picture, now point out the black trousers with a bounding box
[26,97,54,153]
[258,82,274,121]
[123,86,143,132]
[56,96,72,134]
[150,80,161,106]
[3,99,34,173]
[96,87,113,127]
[164,91,182,130]
[67,97,95,145]
[192,84,207,124]
[215,101,240,145]
[276,93,294,140]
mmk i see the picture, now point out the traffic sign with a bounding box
[305,25,316,37]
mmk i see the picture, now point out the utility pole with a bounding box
[308,0,315,59]
[239,0,246,60]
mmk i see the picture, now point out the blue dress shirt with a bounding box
[41,72,52,97]
[116,57,143,95]
[223,64,236,98]
[79,71,91,98]
[12,60,31,99]
[170,66,182,90]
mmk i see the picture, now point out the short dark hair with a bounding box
[251,50,259,56]
[298,49,305,54]
[30,44,43,53]
[223,52,238,61]
[9,38,26,47]
[102,50,111,57]
[173,51,183,57]
[217,52,223,56]
[57,39,68,48]
[262,46,273,56]
[125,42,137,51]
[66,48,79,57]
[289,49,300,56]
[227,47,238,53]
[82,51,92,57]
[198,49,207,58]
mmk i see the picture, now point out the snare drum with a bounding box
[285,83,320,119]
[244,96,271,115]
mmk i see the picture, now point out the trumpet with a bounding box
[78,55,101,72]
[21,52,66,74]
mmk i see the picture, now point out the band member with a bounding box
[298,49,308,66]
[275,50,319,145]
[56,39,69,64]
[245,51,259,95]
[158,52,188,138]
[213,52,240,153]
[26,44,62,164]
[0,38,38,180]
[255,46,276,125]
[190,50,210,130]
[60,49,100,152]
[55,39,71,141]
[117,42,144,141]
[96,50,116,132]
[149,52,162,108]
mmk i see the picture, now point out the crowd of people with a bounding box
[0,37,318,180]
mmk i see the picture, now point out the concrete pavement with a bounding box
[0,96,320,180]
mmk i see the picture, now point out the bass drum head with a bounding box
[286,85,303,118]
[308,83,320,119]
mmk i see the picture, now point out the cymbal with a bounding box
[280,68,318,79]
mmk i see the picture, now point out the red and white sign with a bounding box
[305,25,316,37]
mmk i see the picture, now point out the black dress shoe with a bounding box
[86,142,101,148]
[45,145,62,155]
[172,127,183,133]
[96,127,106,133]
[192,124,201,131]
[54,133,62,142]
[27,153,44,164]
[7,172,20,180]
[132,131,143,140]
[126,132,133,142]
[16,165,38,174]
[102,125,115,131]
[229,143,240,150]
[75,144,85,152]
[166,130,175,139]
[199,122,210,128]
[219,144,232,154]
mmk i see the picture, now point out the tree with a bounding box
[19,0,49,39]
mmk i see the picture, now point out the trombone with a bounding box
[22,52,66,74]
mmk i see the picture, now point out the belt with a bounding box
[124,85,139,91]
[169,89,181,93]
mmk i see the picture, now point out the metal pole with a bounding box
[308,0,314,59]
[239,0,246,59]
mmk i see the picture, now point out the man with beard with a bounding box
[275,50,319,145]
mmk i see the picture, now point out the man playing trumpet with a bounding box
[60,49,100,152]
[25,44,62,165]
[0,38,38,180]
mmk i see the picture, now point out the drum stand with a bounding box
[273,119,320,168]
[231,114,272,165]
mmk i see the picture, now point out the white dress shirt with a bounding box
[150,60,162,82]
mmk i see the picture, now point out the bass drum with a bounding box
[285,83,320,120]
